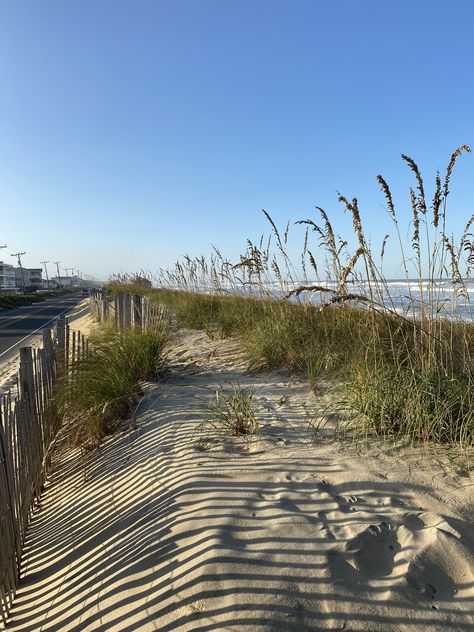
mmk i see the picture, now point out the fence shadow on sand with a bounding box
[6,344,474,632]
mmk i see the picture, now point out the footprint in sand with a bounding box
[328,508,474,617]
[219,529,248,552]
[348,521,400,576]
[282,473,308,483]
[329,520,400,582]
[316,477,332,493]
[313,477,363,515]
[406,552,458,600]
[257,489,302,512]
[376,495,407,508]
[316,511,338,541]
[335,494,364,513]
[397,511,474,606]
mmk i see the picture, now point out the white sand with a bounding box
[5,327,474,631]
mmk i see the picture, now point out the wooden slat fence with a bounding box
[0,291,170,623]
[0,315,88,625]
[90,289,170,330]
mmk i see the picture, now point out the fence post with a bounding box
[19,347,37,423]
[101,290,108,321]
[132,294,142,329]
[55,316,67,366]
[122,294,131,329]
[114,294,120,329]
[143,297,149,330]
[19,347,43,499]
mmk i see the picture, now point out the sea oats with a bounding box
[444,144,471,198]
[432,171,442,228]
[376,175,396,221]
[410,187,420,255]
[402,154,427,215]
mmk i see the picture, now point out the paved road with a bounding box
[0,293,88,363]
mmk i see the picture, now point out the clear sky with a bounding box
[1,0,473,280]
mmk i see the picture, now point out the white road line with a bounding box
[0,303,88,359]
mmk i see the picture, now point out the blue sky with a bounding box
[1,0,473,280]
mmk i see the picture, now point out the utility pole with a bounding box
[54,261,61,288]
[11,251,26,293]
[64,268,73,287]
[41,260,50,290]
[0,247,6,291]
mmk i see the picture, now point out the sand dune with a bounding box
[6,328,474,631]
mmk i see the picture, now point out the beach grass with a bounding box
[57,324,169,447]
[196,383,260,448]
[109,146,474,449]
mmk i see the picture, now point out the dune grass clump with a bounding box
[242,301,381,379]
[142,289,270,339]
[58,325,169,447]
[346,366,474,445]
[197,384,260,448]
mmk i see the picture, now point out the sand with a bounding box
[5,327,474,631]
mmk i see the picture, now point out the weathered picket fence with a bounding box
[90,289,169,330]
[0,316,87,625]
[0,291,170,623]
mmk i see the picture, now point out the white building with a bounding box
[27,268,43,291]
[52,275,96,289]
[0,262,17,294]
[52,275,77,288]
[14,267,43,292]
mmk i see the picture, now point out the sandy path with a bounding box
[5,328,474,631]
